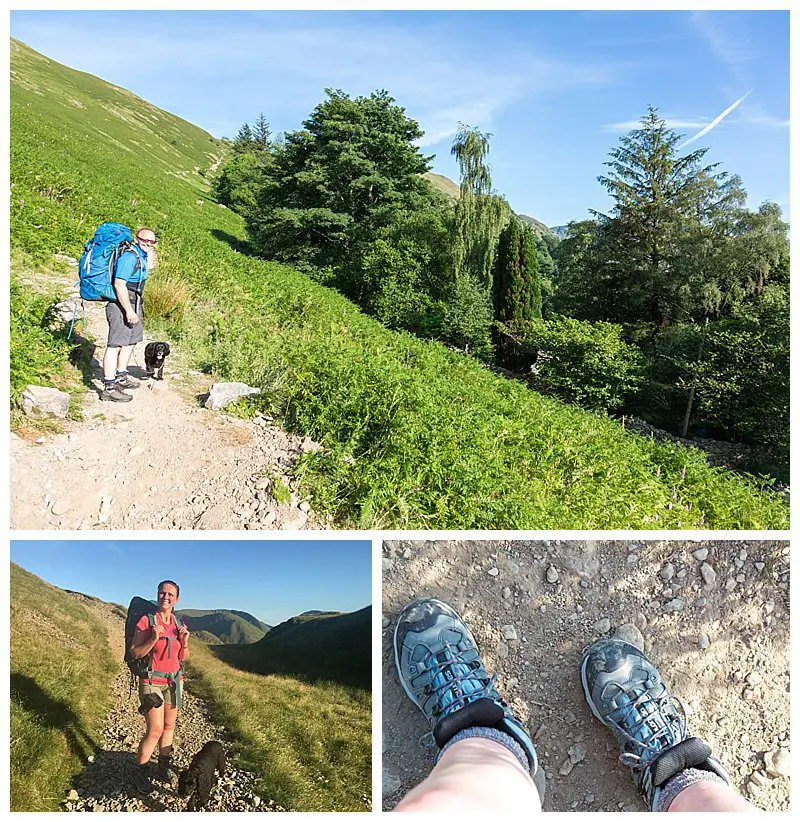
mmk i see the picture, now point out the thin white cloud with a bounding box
[603,117,709,132]
[677,90,751,148]
[690,11,753,83]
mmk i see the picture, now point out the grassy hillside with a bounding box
[186,641,371,811]
[214,607,371,690]
[9,38,788,529]
[176,608,269,644]
[10,563,117,811]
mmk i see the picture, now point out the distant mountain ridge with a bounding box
[424,171,562,242]
[212,606,371,689]
[176,609,271,645]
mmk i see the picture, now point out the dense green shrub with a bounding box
[498,316,645,411]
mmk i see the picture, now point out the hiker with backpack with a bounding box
[127,580,189,794]
[77,223,156,402]
[101,227,156,402]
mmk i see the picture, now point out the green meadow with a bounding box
[9,38,788,528]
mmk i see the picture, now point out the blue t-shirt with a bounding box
[115,248,148,290]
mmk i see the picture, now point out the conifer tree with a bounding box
[493,219,541,323]
[253,113,271,150]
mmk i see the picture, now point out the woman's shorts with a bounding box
[106,293,144,347]
[139,679,179,709]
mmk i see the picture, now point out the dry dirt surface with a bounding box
[11,262,322,530]
[63,593,285,812]
[382,539,790,812]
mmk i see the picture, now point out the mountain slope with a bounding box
[176,608,270,644]
[9,38,788,529]
[213,606,371,689]
[10,563,116,811]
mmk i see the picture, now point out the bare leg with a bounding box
[117,343,135,373]
[137,703,164,764]
[160,704,177,754]
[103,346,120,381]
[667,779,757,812]
[395,738,542,814]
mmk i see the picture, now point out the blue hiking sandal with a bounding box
[580,638,730,810]
[393,598,544,797]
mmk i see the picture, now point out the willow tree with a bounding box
[446,125,509,355]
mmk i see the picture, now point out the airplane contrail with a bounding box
[678,90,752,149]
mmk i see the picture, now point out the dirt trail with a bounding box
[382,539,790,812]
[63,593,285,812]
[11,262,322,530]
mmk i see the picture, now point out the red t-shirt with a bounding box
[135,612,182,683]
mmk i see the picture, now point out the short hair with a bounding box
[136,227,156,238]
[158,579,180,597]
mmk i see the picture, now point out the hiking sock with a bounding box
[103,377,119,386]
[436,726,530,774]
[116,370,129,378]
[655,767,730,812]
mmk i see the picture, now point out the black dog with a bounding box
[144,341,171,380]
[178,741,226,811]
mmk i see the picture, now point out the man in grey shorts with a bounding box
[101,228,156,402]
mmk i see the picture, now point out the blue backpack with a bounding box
[77,222,143,301]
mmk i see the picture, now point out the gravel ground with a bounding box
[63,593,285,812]
[382,539,790,812]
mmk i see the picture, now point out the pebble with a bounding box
[382,558,393,572]
[559,757,575,776]
[700,563,717,586]
[546,565,559,584]
[382,771,402,796]
[298,501,311,513]
[755,562,765,572]
[659,562,675,581]
[502,586,512,600]
[750,771,769,788]
[593,617,611,634]
[613,623,644,651]
[382,615,390,628]
[698,633,710,650]
[487,567,499,577]
[664,597,685,613]
[725,578,737,592]
[403,548,412,559]
[626,553,637,564]
[568,743,587,764]
[695,597,707,608]
[764,748,790,778]
[692,548,709,561]
[496,641,509,659]
[501,624,518,641]
[746,671,763,686]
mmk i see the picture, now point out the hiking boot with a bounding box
[130,764,152,795]
[115,373,140,389]
[157,755,178,788]
[394,598,542,793]
[580,638,730,810]
[100,383,133,402]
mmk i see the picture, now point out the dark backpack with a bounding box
[77,222,143,301]
[124,596,184,680]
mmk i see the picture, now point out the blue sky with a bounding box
[10,541,372,625]
[10,9,790,225]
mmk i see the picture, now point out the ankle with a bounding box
[439,727,531,774]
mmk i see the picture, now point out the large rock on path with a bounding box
[205,382,261,411]
[21,385,70,418]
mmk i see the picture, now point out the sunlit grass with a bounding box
[186,642,371,812]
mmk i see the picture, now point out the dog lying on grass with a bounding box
[178,740,226,811]
[144,341,170,380]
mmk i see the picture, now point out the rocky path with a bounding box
[64,593,285,812]
[11,261,323,530]
[382,539,790,812]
